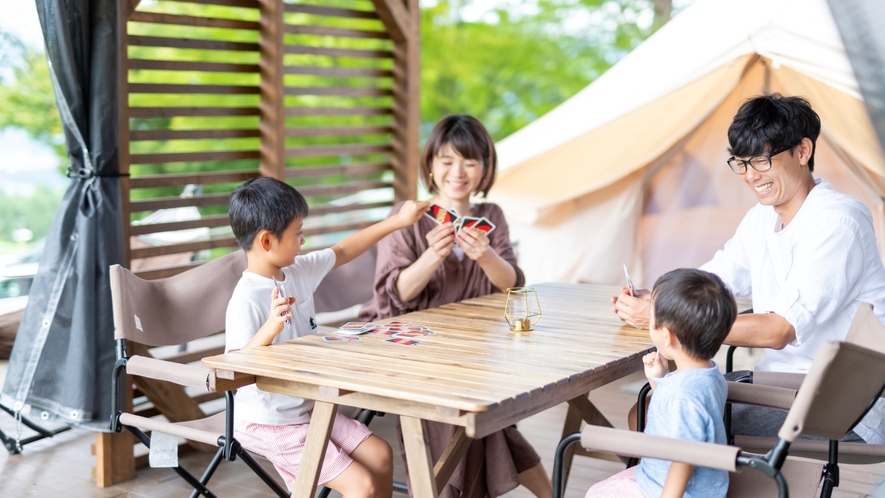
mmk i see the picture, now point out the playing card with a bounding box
[393,330,433,337]
[336,322,378,335]
[271,276,292,330]
[402,325,432,333]
[384,321,411,327]
[425,203,459,225]
[371,328,397,336]
[623,264,634,297]
[384,337,422,346]
[340,322,370,330]
[323,335,360,342]
[460,216,496,235]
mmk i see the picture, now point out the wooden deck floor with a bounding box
[2,349,885,497]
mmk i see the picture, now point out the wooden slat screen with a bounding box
[120,0,419,279]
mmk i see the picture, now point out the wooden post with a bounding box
[94,0,137,486]
[389,0,419,202]
[258,0,286,180]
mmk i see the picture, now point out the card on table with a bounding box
[384,321,411,327]
[426,203,460,225]
[371,328,397,336]
[393,330,433,338]
[384,337,422,346]
[402,325,433,333]
[336,322,378,335]
[323,335,360,342]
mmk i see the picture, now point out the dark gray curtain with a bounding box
[827,0,885,151]
[0,0,123,430]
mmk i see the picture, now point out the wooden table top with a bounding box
[204,282,655,437]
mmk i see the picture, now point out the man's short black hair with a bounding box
[652,268,737,361]
[229,177,309,251]
[727,93,821,172]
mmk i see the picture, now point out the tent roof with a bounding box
[492,0,875,214]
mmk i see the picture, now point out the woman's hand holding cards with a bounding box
[456,226,491,261]
[426,222,455,259]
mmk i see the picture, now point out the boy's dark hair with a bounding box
[420,115,497,197]
[727,93,821,171]
[652,268,737,361]
[229,177,309,251]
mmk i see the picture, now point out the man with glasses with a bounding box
[614,93,885,443]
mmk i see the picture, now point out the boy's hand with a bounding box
[243,286,296,350]
[426,222,455,259]
[393,200,431,228]
[643,351,668,382]
[261,286,295,338]
[456,227,490,261]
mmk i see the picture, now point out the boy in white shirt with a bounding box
[225,176,428,497]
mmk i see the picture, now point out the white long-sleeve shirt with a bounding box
[701,178,885,442]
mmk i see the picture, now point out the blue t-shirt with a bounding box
[636,363,729,498]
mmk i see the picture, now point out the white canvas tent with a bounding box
[490,0,885,289]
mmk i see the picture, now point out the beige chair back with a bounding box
[779,341,885,442]
[110,251,247,346]
[846,302,885,353]
[314,246,376,313]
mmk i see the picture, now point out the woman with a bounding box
[360,115,553,498]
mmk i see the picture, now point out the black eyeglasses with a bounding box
[726,145,793,174]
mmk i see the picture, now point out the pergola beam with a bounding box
[370,0,411,43]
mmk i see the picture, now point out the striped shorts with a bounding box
[585,466,646,498]
[235,412,373,490]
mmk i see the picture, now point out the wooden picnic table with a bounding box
[203,282,656,497]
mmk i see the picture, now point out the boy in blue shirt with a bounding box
[225,177,428,498]
[587,268,736,498]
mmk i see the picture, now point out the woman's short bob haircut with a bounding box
[420,115,497,197]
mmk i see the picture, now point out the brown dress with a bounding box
[360,202,541,498]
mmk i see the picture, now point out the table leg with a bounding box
[292,401,338,498]
[561,395,627,483]
[401,416,439,498]
[433,426,471,491]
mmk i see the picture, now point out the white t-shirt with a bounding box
[225,248,336,426]
[701,179,885,442]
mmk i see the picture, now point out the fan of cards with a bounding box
[322,321,434,346]
[425,203,496,235]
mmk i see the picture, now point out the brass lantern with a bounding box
[504,287,542,332]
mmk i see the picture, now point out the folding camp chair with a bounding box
[554,339,885,498]
[719,303,885,497]
[108,251,289,498]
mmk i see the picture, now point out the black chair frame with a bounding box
[109,338,290,498]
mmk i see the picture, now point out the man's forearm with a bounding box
[726,313,796,349]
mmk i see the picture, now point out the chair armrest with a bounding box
[727,382,797,411]
[752,371,806,390]
[126,355,255,392]
[580,425,740,472]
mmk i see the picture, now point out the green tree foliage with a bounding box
[0,29,65,160]
[0,185,63,242]
[421,0,670,140]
